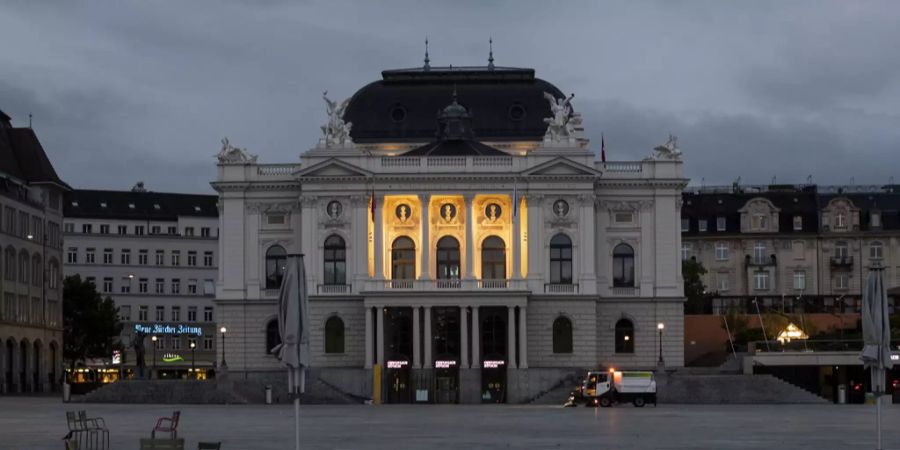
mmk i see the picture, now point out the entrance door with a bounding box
[481,366,506,403]
[386,367,411,403]
[434,367,459,404]
[480,307,508,403]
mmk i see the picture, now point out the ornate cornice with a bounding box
[597,200,654,211]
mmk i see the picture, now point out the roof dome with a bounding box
[342,65,570,143]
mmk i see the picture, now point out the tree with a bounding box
[682,259,708,314]
[63,275,123,372]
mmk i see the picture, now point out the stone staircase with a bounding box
[661,373,829,404]
[527,371,584,405]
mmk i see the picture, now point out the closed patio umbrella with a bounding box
[272,254,310,450]
[859,266,893,450]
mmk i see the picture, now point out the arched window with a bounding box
[19,249,29,284]
[549,234,573,284]
[436,236,460,280]
[325,316,345,354]
[612,244,635,288]
[552,317,573,353]
[265,245,287,289]
[615,319,634,353]
[4,247,16,281]
[481,236,506,280]
[391,237,416,280]
[323,235,346,285]
[31,255,41,287]
[265,319,280,354]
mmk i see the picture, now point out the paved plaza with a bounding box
[0,397,898,449]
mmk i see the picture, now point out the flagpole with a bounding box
[294,256,303,450]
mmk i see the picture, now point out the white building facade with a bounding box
[213,65,687,403]
[63,185,220,379]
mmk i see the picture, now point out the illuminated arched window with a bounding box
[391,237,416,280]
[436,236,460,280]
[481,236,506,280]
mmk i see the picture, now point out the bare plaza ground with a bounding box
[0,397,898,449]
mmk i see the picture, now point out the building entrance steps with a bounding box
[660,373,829,404]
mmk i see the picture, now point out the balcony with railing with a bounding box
[610,286,639,296]
[375,155,518,173]
[745,254,777,267]
[363,278,526,292]
[830,255,854,268]
[544,283,580,294]
[316,284,352,295]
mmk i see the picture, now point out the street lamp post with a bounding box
[190,341,196,379]
[219,327,227,368]
[150,336,158,379]
[657,322,665,366]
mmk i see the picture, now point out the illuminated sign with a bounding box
[483,360,505,369]
[162,353,184,363]
[386,360,408,369]
[134,323,203,337]
[435,360,457,369]
[112,350,121,365]
[892,354,899,361]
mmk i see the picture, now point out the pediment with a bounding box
[296,158,371,179]
[523,157,601,177]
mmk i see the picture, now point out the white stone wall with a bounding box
[309,299,365,367]
[525,298,597,368]
[597,300,684,369]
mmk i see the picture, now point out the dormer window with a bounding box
[835,213,846,229]
[100,202,107,208]
[793,215,803,231]
[194,206,202,212]
[154,204,161,210]
[871,212,881,228]
[680,218,689,232]
[128,203,135,209]
[716,217,726,231]
[698,220,708,232]
[751,214,768,231]
[71,201,79,207]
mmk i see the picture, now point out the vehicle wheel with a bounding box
[599,397,612,408]
[632,397,646,408]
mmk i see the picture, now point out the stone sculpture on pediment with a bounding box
[542,92,577,144]
[320,92,355,148]
[648,134,682,160]
[216,137,258,164]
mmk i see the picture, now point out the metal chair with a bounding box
[78,410,110,449]
[152,410,181,439]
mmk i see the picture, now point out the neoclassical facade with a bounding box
[213,64,687,403]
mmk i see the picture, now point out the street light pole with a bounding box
[657,322,665,366]
[190,342,196,379]
[220,327,227,368]
[151,335,158,379]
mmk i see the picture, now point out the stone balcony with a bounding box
[362,279,527,292]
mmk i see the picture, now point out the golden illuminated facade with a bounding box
[212,63,687,403]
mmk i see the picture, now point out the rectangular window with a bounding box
[717,273,729,292]
[120,277,131,293]
[171,278,181,294]
[793,215,803,231]
[203,306,213,322]
[64,222,74,233]
[715,243,729,261]
[267,214,285,225]
[753,242,767,264]
[155,337,165,350]
[835,214,846,229]
[752,214,768,231]
[681,243,691,261]
[138,249,148,265]
[187,251,197,266]
[870,242,883,259]
[82,224,93,234]
[103,248,113,264]
[168,226,177,235]
[139,305,148,321]
[203,279,215,295]
[121,249,131,265]
[793,271,806,290]
[119,305,131,321]
[171,336,181,350]
[155,278,165,294]
[155,250,165,266]
[155,306,165,321]
[187,279,197,295]
[871,212,882,228]
[67,247,78,264]
[754,271,769,290]
[86,248,95,264]
[85,276,96,286]
[698,220,708,232]
[203,251,213,267]
[172,306,181,321]
[681,218,690,232]
[171,251,180,266]
[102,277,113,293]
[184,227,194,237]
[99,224,109,234]
[188,306,197,322]
[201,227,211,237]
[138,278,148,293]
[118,225,127,235]
[834,274,849,290]
[151,225,161,234]
[203,336,213,350]
[614,212,633,224]
[135,225,145,236]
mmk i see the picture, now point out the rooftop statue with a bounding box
[216,137,258,164]
[650,134,683,160]
[321,91,354,147]
[542,92,576,143]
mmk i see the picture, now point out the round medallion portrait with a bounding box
[395,204,412,221]
[484,203,502,221]
[326,200,343,219]
[553,199,569,217]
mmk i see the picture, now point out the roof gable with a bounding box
[296,158,371,179]
[523,157,600,177]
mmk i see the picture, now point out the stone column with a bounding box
[470,306,480,368]
[351,195,369,292]
[460,306,469,368]
[578,194,597,294]
[507,306,517,369]
[412,306,421,368]
[464,194,476,279]
[419,195,431,280]
[364,307,373,369]
[512,209,521,280]
[518,305,528,369]
[423,306,433,367]
[376,306,385,366]
[373,195,385,280]
[525,194,544,292]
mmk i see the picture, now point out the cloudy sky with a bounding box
[1,1,898,193]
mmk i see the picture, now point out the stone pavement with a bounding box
[0,397,897,449]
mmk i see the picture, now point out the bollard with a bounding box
[837,384,846,404]
[63,382,71,403]
[265,385,273,404]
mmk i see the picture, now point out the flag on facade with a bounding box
[513,180,518,217]
[370,187,375,222]
[601,133,606,162]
